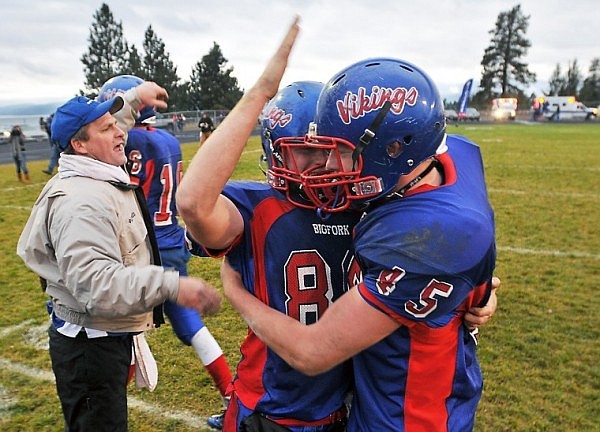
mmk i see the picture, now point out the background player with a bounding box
[99,75,233,412]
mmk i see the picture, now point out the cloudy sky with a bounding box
[0,0,597,107]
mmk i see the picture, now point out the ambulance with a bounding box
[535,96,594,121]
[491,98,518,120]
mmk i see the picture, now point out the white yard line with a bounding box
[0,357,212,430]
[488,188,599,199]
[0,320,214,431]
[497,246,599,260]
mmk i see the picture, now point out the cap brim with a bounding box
[109,96,124,114]
[84,96,124,125]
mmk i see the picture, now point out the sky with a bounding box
[0,0,597,108]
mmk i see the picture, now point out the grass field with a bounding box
[0,122,598,431]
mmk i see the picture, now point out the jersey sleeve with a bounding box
[354,193,495,326]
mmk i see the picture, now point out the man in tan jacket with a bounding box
[17,87,221,432]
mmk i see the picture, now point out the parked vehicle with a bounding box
[491,98,517,120]
[462,107,480,121]
[444,109,458,122]
[153,113,175,131]
[534,96,594,121]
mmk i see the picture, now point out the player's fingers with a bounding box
[257,16,300,98]
[491,276,500,291]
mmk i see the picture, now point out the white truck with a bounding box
[535,96,594,121]
[491,98,518,120]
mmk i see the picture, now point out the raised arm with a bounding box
[177,17,300,250]
[112,81,169,141]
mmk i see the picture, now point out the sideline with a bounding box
[0,320,213,431]
[0,357,212,430]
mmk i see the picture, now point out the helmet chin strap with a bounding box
[392,158,441,198]
[352,101,393,171]
[365,158,441,211]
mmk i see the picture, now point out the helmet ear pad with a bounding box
[313,57,447,203]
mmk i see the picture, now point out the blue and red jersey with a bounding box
[348,135,496,431]
[190,181,362,422]
[126,127,185,251]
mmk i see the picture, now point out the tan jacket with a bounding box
[17,163,179,333]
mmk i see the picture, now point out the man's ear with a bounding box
[70,138,88,155]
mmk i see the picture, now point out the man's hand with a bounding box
[252,15,300,102]
[465,276,500,330]
[135,82,169,111]
[176,276,222,316]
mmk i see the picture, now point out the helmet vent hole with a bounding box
[332,74,346,86]
[403,135,413,145]
[298,89,305,98]
[386,141,403,158]
[434,121,443,131]
[400,65,414,73]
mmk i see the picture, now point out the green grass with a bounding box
[1,122,599,431]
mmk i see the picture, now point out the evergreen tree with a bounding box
[189,42,243,110]
[141,25,182,109]
[479,4,536,100]
[80,3,128,98]
[548,64,564,96]
[579,58,600,103]
[562,59,582,96]
[124,43,145,78]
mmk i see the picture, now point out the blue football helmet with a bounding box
[302,57,447,212]
[259,81,328,209]
[98,74,156,124]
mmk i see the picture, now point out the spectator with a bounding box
[17,88,221,432]
[43,114,60,175]
[10,125,29,183]
[177,112,186,131]
[198,112,215,145]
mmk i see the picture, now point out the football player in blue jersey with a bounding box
[98,76,233,411]
[178,18,353,432]
[178,18,498,432]
[221,56,498,432]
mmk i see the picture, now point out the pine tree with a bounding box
[579,58,600,103]
[548,64,565,96]
[188,42,243,110]
[142,25,182,109]
[80,3,128,98]
[562,59,582,96]
[479,4,536,100]
[124,43,145,78]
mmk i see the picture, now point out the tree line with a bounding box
[80,3,242,111]
[472,4,599,109]
[82,3,600,112]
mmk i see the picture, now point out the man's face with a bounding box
[287,146,329,173]
[76,113,126,166]
[325,142,354,172]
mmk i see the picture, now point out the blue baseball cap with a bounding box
[51,95,124,150]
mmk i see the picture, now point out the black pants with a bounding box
[48,325,133,432]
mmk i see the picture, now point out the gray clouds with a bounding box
[1,0,597,105]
